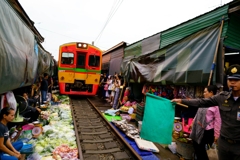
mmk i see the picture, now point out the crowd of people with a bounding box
[172,64,240,160]
[1,63,240,160]
[100,64,240,160]
[0,72,57,160]
[1,73,56,124]
[98,72,127,109]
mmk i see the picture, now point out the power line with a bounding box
[36,26,109,51]
[96,0,123,43]
[36,26,77,40]
[95,0,119,43]
[107,0,119,20]
[95,0,123,44]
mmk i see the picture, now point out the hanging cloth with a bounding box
[190,108,214,144]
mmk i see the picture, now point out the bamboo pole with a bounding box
[176,103,188,108]
[208,18,225,86]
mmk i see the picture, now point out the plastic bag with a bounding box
[128,107,134,114]
[168,142,177,154]
[20,144,34,154]
[20,130,32,139]
[27,153,42,160]
[6,91,17,110]
[104,109,119,116]
[207,144,218,160]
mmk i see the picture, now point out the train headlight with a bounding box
[77,43,88,49]
[78,43,82,47]
[61,76,64,80]
[95,79,98,82]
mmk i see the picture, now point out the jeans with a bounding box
[112,88,120,109]
[0,141,23,160]
[41,90,47,104]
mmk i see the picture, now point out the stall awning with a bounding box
[123,5,229,60]
[122,24,221,84]
[0,0,37,94]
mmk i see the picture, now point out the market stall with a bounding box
[8,95,79,160]
[103,109,160,160]
[114,83,202,159]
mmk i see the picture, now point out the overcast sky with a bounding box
[19,0,232,60]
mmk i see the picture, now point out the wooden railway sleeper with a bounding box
[71,98,142,160]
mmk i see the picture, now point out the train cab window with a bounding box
[61,52,74,65]
[89,55,100,67]
[77,54,85,68]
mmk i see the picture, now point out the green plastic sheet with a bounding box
[103,113,122,121]
[140,93,175,144]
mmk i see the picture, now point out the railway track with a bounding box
[70,97,142,160]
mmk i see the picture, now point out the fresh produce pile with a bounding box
[172,131,192,143]
[53,144,78,160]
[40,111,50,120]
[56,95,70,104]
[119,101,137,112]
[24,96,79,160]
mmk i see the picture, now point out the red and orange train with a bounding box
[58,42,102,96]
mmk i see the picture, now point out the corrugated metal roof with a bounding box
[124,41,142,57]
[103,41,126,55]
[160,5,229,49]
[124,4,230,58]
[224,13,240,50]
[102,53,110,63]
[124,0,240,59]
[110,47,123,59]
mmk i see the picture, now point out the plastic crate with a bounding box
[136,114,144,121]
[136,110,144,116]
[137,103,145,112]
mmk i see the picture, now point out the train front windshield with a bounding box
[61,52,74,65]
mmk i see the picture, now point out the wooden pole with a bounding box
[176,103,188,108]
[208,18,225,86]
